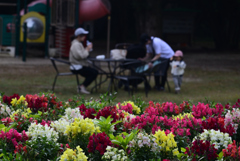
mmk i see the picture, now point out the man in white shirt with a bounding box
[140,33,174,91]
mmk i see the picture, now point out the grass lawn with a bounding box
[0,52,239,105]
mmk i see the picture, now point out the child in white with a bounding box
[170,50,186,93]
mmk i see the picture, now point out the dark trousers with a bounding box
[71,66,98,87]
[154,58,170,89]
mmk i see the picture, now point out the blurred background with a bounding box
[1,0,240,58]
[0,0,239,104]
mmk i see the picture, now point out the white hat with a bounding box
[74,28,89,36]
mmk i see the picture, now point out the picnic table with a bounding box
[87,58,140,93]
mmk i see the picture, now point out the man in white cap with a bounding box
[69,28,98,94]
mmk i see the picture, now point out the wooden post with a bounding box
[22,22,27,62]
[107,15,111,58]
[15,0,21,58]
[45,0,50,58]
[22,0,28,62]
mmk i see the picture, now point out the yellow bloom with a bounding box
[17,95,26,105]
[172,112,193,120]
[11,98,17,106]
[60,146,88,161]
[65,118,99,138]
[172,148,179,156]
[154,130,178,155]
[118,101,141,114]
[27,108,32,114]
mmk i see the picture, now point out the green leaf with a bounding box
[111,140,121,146]
[202,116,206,120]
[181,147,186,152]
[0,124,5,130]
[109,134,115,140]
[177,153,185,159]
[218,151,223,159]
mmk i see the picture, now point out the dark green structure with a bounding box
[0,15,15,46]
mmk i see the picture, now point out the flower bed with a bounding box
[0,92,240,161]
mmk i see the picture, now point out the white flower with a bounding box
[112,155,117,160]
[51,118,70,134]
[27,122,59,142]
[195,129,232,150]
[61,107,83,123]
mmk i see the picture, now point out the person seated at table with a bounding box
[126,43,146,60]
[118,40,151,91]
[69,27,98,94]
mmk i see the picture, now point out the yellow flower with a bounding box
[11,98,17,106]
[27,108,32,114]
[17,95,26,105]
[118,101,141,114]
[172,148,179,156]
[172,112,193,120]
[11,95,28,108]
[65,118,99,138]
[154,130,178,155]
[60,146,88,161]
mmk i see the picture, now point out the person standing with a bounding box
[69,28,98,94]
[170,50,186,94]
[140,33,174,91]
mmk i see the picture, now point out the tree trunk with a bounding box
[131,0,163,38]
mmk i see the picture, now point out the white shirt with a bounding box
[70,64,82,70]
[69,39,89,70]
[146,37,174,59]
[170,60,186,75]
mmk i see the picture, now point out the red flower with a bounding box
[40,119,51,127]
[186,139,218,160]
[3,94,20,105]
[1,117,13,126]
[232,99,240,108]
[201,116,235,136]
[117,103,133,114]
[96,106,121,123]
[87,132,112,155]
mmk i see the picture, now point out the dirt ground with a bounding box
[0,51,239,73]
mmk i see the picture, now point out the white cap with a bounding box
[74,28,89,36]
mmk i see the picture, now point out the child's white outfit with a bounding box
[170,60,186,92]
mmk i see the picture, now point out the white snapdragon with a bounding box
[51,118,70,134]
[129,132,161,153]
[194,129,232,150]
[225,109,240,132]
[61,107,84,123]
[0,103,12,118]
[123,114,136,123]
[26,122,59,142]
[102,146,128,161]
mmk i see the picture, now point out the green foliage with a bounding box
[205,97,217,108]
[25,136,60,161]
[100,92,117,105]
[68,133,90,155]
[93,115,121,136]
[83,92,118,112]
[175,135,190,153]
[109,128,139,154]
[0,91,4,102]
[29,111,45,122]
[0,122,17,133]
[131,95,148,114]
[68,95,86,107]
